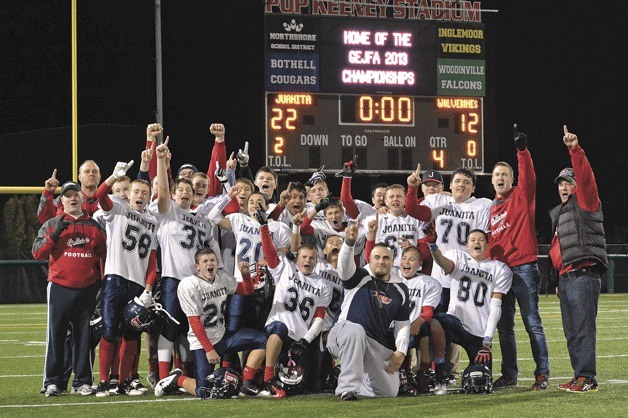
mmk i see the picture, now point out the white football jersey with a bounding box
[149,200,213,280]
[444,249,513,338]
[404,273,442,323]
[265,254,333,340]
[421,194,492,288]
[177,270,238,350]
[363,212,426,269]
[219,228,237,276]
[101,197,159,287]
[314,258,343,331]
[304,202,326,221]
[192,196,226,269]
[227,213,291,281]
[353,199,376,219]
[275,208,295,228]
[92,207,106,229]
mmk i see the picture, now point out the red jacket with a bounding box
[489,149,538,267]
[32,212,107,289]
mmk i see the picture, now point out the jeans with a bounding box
[559,269,601,380]
[497,262,550,378]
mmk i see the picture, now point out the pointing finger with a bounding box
[415,163,421,176]
[216,161,220,170]
[229,151,235,160]
[243,141,249,153]
[163,136,170,147]
[563,124,569,136]
[52,169,57,179]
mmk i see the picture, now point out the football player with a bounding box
[406,167,492,383]
[298,196,365,262]
[268,181,307,228]
[429,230,513,374]
[256,206,332,397]
[312,234,345,392]
[93,161,159,397]
[362,184,427,272]
[154,249,267,398]
[208,188,291,333]
[397,246,446,395]
[149,138,214,381]
[254,166,279,207]
[91,174,131,392]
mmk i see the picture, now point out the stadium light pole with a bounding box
[71,0,78,181]
[155,0,164,143]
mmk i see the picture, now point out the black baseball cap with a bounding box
[60,181,81,196]
[555,167,576,185]
[177,163,198,177]
[420,170,444,185]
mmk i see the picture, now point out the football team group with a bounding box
[33,122,607,400]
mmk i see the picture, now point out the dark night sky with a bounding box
[1,1,626,244]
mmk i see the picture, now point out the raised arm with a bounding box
[156,137,171,214]
[97,160,135,211]
[269,182,291,221]
[144,123,162,179]
[337,157,360,219]
[138,141,155,181]
[564,124,600,211]
[337,222,359,281]
[300,192,332,235]
[235,261,255,296]
[427,242,454,275]
[255,204,280,269]
[363,211,378,263]
[290,210,305,255]
[405,163,432,222]
[206,186,239,231]
[207,123,227,197]
[37,169,60,224]
[514,124,536,204]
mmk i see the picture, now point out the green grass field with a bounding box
[1,294,627,417]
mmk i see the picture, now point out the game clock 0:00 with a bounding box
[265,93,483,174]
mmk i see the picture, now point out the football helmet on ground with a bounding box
[275,352,305,396]
[201,367,242,399]
[461,363,493,394]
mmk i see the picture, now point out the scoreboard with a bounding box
[264,6,487,174]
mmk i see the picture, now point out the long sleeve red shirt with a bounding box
[488,149,538,267]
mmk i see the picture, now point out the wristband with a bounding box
[428,242,439,252]
[292,224,300,234]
